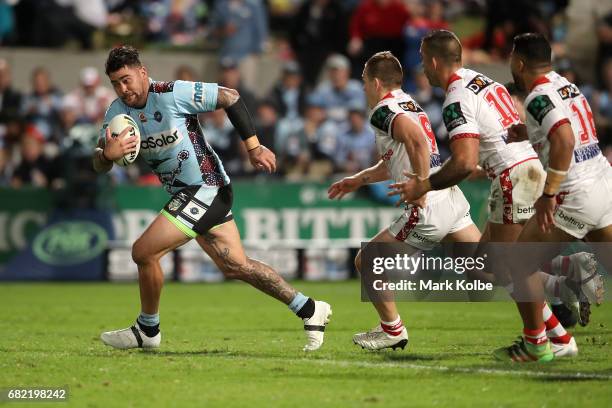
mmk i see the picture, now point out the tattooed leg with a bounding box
[196,221,297,304]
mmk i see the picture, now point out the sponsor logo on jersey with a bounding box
[527,95,555,125]
[381,149,394,161]
[574,144,601,163]
[557,84,580,100]
[517,206,534,214]
[430,154,441,168]
[556,209,585,230]
[370,105,394,133]
[194,82,204,104]
[140,128,183,151]
[182,200,206,222]
[398,101,422,112]
[466,74,493,94]
[442,102,467,131]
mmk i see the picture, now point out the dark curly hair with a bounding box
[105,45,142,75]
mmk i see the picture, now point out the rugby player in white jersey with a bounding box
[328,51,481,350]
[489,33,611,362]
[396,30,598,359]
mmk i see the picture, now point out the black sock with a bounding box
[296,298,315,319]
[137,320,160,337]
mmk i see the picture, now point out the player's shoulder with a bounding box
[149,80,176,94]
[370,90,420,132]
[104,98,126,117]
[459,68,496,97]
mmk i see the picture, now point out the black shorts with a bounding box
[161,184,233,238]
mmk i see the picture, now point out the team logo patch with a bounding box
[182,201,206,221]
[139,112,147,122]
[154,111,163,122]
[370,105,394,133]
[466,74,493,94]
[527,95,555,125]
[557,84,580,100]
[168,198,182,212]
[398,101,422,112]
[177,150,190,161]
[381,149,394,161]
[442,102,467,131]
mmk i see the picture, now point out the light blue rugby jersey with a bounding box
[100,80,230,194]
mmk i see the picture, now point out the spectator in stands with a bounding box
[289,0,348,87]
[593,57,612,147]
[402,0,449,92]
[0,143,10,186]
[21,67,63,141]
[565,0,612,85]
[217,58,258,115]
[267,61,307,120]
[210,0,268,90]
[12,0,105,49]
[347,0,409,79]
[67,67,114,125]
[311,54,365,129]
[201,109,243,176]
[597,10,612,83]
[11,125,60,188]
[336,102,375,173]
[0,59,22,124]
[255,99,279,155]
[276,93,339,179]
[175,65,198,81]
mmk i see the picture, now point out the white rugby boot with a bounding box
[551,336,578,358]
[559,252,603,326]
[353,324,408,351]
[302,301,332,351]
[101,323,161,350]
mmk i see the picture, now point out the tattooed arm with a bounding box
[215,86,240,109]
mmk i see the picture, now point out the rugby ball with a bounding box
[108,114,140,166]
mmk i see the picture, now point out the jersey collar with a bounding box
[446,71,462,92]
[529,74,551,92]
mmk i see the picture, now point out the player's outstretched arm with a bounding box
[533,122,573,232]
[92,127,138,173]
[328,160,390,200]
[216,86,276,173]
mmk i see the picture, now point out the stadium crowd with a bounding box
[0,0,611,188]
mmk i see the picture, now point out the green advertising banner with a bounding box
[0,180,491,266]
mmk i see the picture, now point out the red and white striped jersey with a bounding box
[443,68,537,178]
[524,71,609,192]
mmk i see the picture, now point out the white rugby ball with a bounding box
[108,114,141,166]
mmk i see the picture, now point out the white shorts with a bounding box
[488,158,545,224]
[388,186,474,250]
[554,168,612,239]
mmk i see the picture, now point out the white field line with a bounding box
[236,356,612,380]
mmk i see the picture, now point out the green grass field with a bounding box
[1,281,611,407]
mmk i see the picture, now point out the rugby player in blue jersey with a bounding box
[93,46,331,351]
